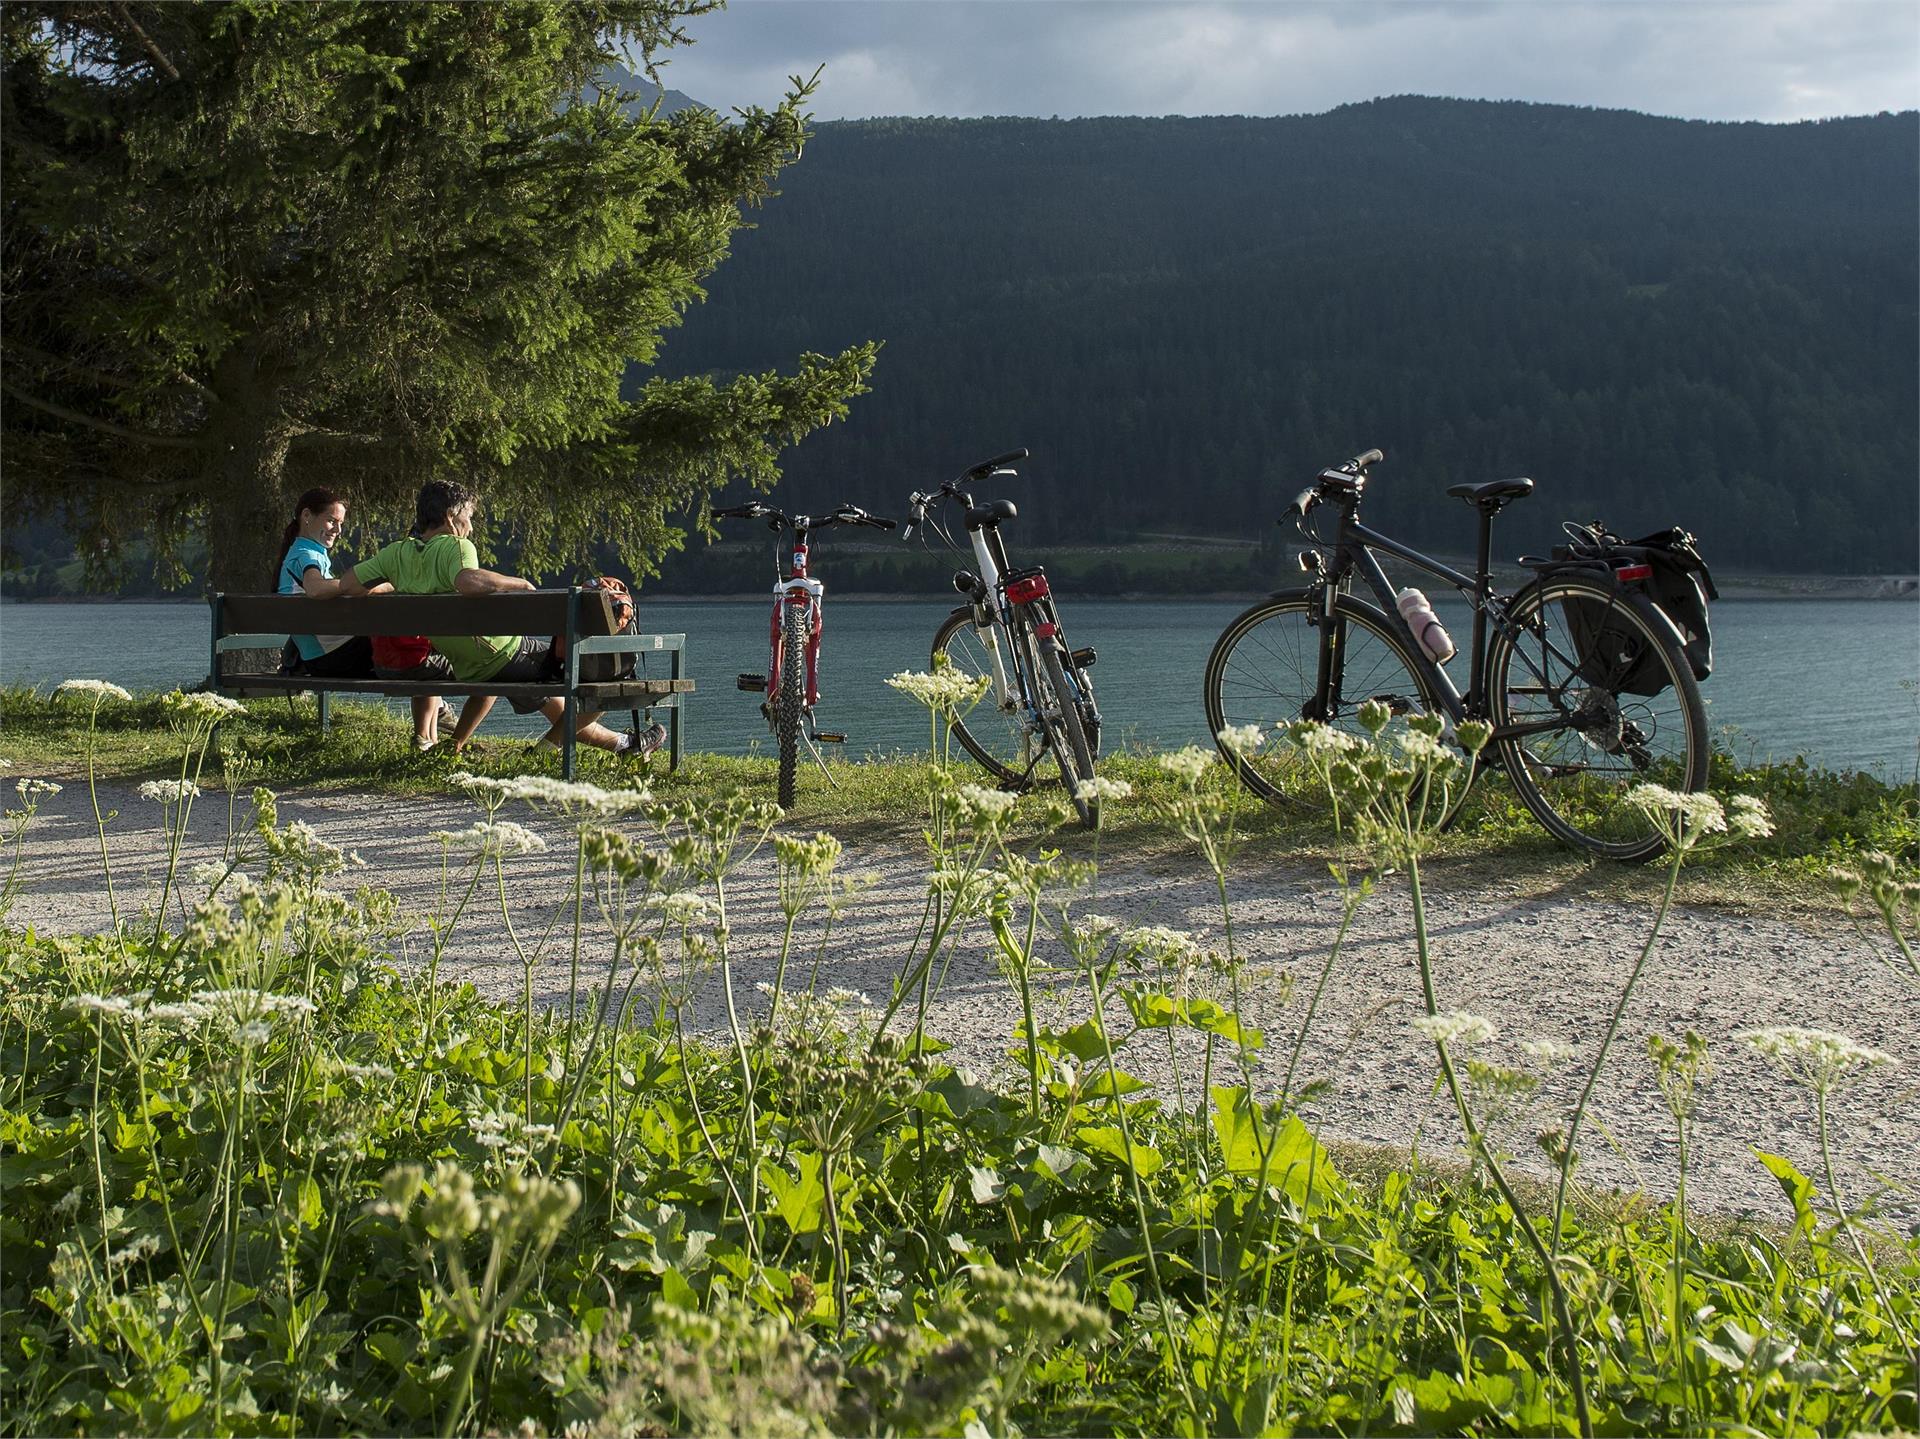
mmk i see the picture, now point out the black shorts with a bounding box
[488,637,561,713]
[374,654,457,683]
[291,635,374,679]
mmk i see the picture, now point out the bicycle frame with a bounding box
[1310,502,1581,746]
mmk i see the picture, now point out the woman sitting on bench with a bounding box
[278,487,455,750]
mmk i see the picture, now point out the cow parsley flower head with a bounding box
[432,820,549,858]
[138,779,200,804]
[1410,1010,1498,1048]
[493,776,649,816]
[1287,722,1364,757]
[67,994,135,1021]
[54,679,133,703]
[1726,794,1774,840]
[651,891,721,927]
[1738,1025,1896,1093]
[1626,784,1726,846]
[886,668,992,712]
[1157,746,1213,784]
[14,777,61,798]
[954,783,1018,823]
[1075,776,1132,802]
[164,690,247,721]
[1216,723,1267,757]
[1521,1038,1576,1065]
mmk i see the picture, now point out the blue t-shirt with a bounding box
[278,537,343,661]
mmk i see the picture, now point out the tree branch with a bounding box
[114,2,180,81]
[1,381,204,449]
[285,425,406,452]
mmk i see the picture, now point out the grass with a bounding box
[3,684,1912,911]
[2,694,1914,1437]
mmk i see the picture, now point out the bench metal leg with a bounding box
[561,693,576,780]
[670,647,683,771]
[318,691,331,735]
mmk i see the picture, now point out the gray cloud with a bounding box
[648,0,1918,122]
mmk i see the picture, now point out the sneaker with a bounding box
[619,721,668,760]
[413,734,438,754]
[436,701,459,728]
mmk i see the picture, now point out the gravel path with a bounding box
[8,780,1915,1227]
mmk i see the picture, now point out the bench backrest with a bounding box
[214,589,619,639]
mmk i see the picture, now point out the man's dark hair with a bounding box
[415,480,477,533]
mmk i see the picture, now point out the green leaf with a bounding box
[1209,1088,1339,1206]
[1074,1125,1163,1176]
[660,1267,699,1312]
[969,1165,1006,1203]
[1107,1277,1136,1314]
[762,1153,825,1234]
[1047,1020,1111,1062]
[1753,1150,1818,1235]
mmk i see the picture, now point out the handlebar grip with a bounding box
[712,505,757,519]
[1285,487,1318,520]
[1349,448,1384,470]
[865,516,898,531]
[967,447,1029,476]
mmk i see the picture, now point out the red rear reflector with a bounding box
[1034,621,1058,639]
[1005,573,1051,604]
[1614,563,1653,582]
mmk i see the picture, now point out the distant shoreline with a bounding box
[5,575,1916,606]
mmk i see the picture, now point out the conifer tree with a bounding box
[1,1,875,589]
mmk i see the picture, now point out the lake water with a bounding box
[1,597,1915,777]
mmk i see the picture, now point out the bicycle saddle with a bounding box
[1446,477,1534,506]
[965,498,1018,529]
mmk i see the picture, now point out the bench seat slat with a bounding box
[220,677,693,699]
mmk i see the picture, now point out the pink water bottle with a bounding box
[1396,588,1456,663]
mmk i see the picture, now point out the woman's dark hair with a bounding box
[415,480,477,534]
[274,486,347,589]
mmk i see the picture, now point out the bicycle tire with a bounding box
[776,602,806,809]
[1203,590,1446,810]
[933,608,1037,786]
[1039,639,1099,828]
[1488,573,1708,862]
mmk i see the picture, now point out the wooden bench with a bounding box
[209,590,692,778]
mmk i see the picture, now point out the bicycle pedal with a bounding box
[811,731,848,744]
[1070,646,1097,670]
[736,673,767,692]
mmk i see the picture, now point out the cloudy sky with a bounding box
[649,0,1917,123]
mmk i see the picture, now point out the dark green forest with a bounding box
[659,96,1919,577]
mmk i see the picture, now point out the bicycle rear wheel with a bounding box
[1488,573,1708,862]
[1203,590,1443,809]
[775,603,806,809]
[933,609,1039,786]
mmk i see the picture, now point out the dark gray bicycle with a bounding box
[1202,449,1709,861]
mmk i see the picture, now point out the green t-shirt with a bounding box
[352,534,517,682]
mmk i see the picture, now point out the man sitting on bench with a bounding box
[325,480,664,759]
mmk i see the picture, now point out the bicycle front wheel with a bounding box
[1039,640,1099,828]
[1488,573,1708,862]
[933,609,1040,786]
[775,602,807,809]
[1203,590,1442,808]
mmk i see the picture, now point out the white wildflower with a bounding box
[824,987,875,1010]
[432,820,549,858]
[51,1186,83,1217]
[14,778,61,797]
[954,783,1018,822]
[1288,722,1363,756]
[1626,784,1726,839]
[236,1019,273,1046]
[1075,776,1132,802]
[886,669,992,711]
[1397,729,1452,765]
[1410,1010,1498,1048]
[1216,723,1267,757]
[1738,1026,1896,1091]
[449,771,515,798]
[1727,794,1775,840]
[107,1233,162,1268]
[652,891,721,927]
[67,994,134,1020]
[492,775,650,816]
[163,690,247,720]
[1521,1038,1576,1064]
[54,679,132,703]
[1156,746,1214,784]
[139,1002,207,1030]
[1124,924,1203,962]
[137,779,200,804]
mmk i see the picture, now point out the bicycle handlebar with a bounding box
[901,447,1032,540]
[713,502,897,533]
[1284,448,1384,523]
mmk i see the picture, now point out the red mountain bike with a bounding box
[714,501,897,807]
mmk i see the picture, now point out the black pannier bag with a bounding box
[551,577,640,682]
[1548,524,1717,697]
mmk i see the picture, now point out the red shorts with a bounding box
[373,635,431,670]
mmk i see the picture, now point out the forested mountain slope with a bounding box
[660,97,1918,573]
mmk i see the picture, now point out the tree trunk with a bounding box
[203,356,292,595]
